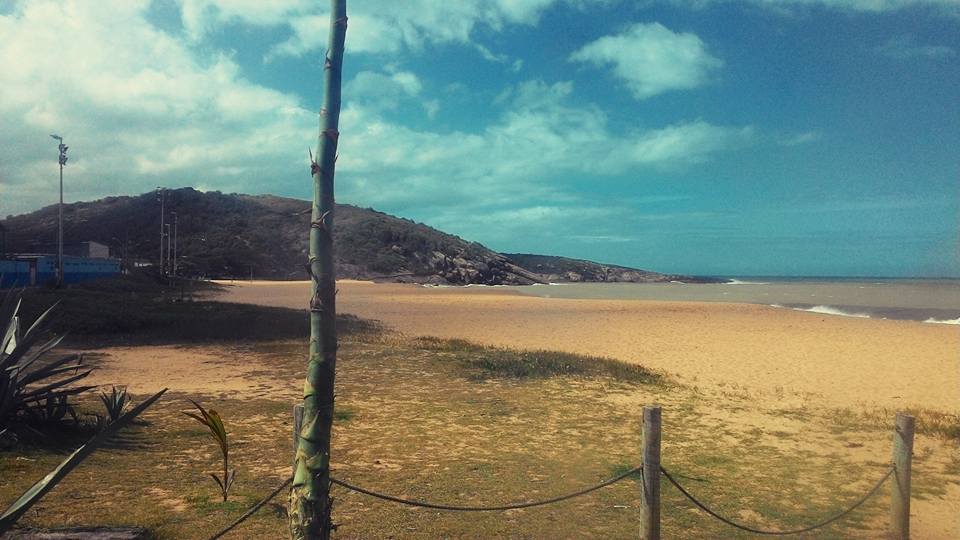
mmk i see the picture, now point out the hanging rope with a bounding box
[329,464,642,512]
[660,465,894,536]
[205,476,292,540]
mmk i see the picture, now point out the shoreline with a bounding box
[215,278,960,324]
[214,280,960,413]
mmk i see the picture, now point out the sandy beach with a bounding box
[216,280,960,413]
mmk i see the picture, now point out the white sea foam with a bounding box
[801,305,872,318]
[724,279,769,285]
[774,305,873,318]
[923,317,960,325]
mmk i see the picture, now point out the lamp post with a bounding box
[156,187,165,276]
[165,223,171,278]
[171,211,178,277]
[50,134,67,286]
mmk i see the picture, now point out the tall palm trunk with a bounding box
[290,2,347,538]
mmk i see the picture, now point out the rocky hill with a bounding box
[0,188,716,285]
[505,253,723,284]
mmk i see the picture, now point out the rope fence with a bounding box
[660,465,894,536]
[205,406,915,539]
[330,463,643,511]
[205,476,292,540]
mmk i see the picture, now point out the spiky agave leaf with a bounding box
[16,334,68,373]
[24,394,75,424]
[0,388,168,534]
[21,299,60,341]
[1,296,91,430]
[18,354,85,386]
[0,289,22,356]
[99,386,130,423]
[1,307,19,356]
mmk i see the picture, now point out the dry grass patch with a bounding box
[1,327,957,539]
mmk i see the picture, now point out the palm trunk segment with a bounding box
[289,2,347,538]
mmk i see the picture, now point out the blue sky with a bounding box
[1,0,957,277]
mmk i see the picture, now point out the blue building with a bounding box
[0,259,30,289]
[0,255,120,288]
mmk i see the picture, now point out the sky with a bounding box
[0,0,957,277]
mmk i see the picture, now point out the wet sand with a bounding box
[215,280,959,412]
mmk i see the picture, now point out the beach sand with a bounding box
[216,280,959,413]
[58,278,955,538]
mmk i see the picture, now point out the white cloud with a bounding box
[0,2,753,235]
[345,70,426,113]
[779,131,822,146]
[673,0,960,15]
[262,0,612,60]
[423,99,441,119]
[178,0,311,40]
[875,35,956,60]
[171,0,617,67]
[627,121,754,165]
[335,79,754,215]
[427,204,625,245]
[570,23,723,100]
[778,0,960,13]
[0,1,312,214]
[266,12,406,59]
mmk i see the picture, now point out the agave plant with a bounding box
[1,289,93,430]
[184,400,236,502]
[0,388,167,534]
[99,385,130,425]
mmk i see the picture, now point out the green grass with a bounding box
[608,462,643,480]
[334,408,356,423]
[413,336,663,384]
[822,405,960,441]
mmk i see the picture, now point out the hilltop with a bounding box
[0,188,714,285]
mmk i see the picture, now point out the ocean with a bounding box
[504,278,960,325]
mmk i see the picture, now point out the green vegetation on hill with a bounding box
[1,188,702,285]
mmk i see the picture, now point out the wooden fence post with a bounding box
[293,404,304,468]
[891,411,914,540]
[641,405,662,540]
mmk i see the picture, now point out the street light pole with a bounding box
[157,187,165,276]
[171,211,178,277]
[165,223,171,278]
[50,134,67,286]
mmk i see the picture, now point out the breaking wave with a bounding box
[771,304,872,319]
[923,317,960,325]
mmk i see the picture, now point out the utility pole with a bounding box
[171,211,178,277]
[165,223,171,279]
[50,134,68,286]
[157,187,165,276]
